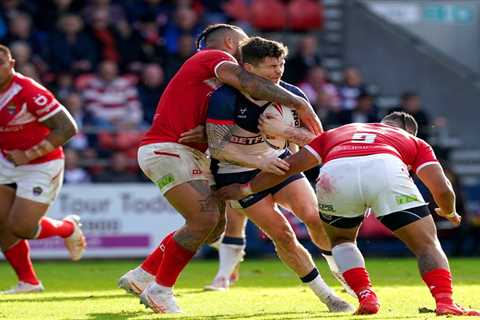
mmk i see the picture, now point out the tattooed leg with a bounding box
[164,180,222,252]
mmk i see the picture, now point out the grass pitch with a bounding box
[0,258,479,319]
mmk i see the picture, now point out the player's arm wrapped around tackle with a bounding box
[206,122,289,176]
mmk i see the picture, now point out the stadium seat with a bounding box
[288,0,324,31]
[251,0,287,31]
[222,0,249,22]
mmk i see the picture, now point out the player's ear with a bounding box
[243,63,254,73]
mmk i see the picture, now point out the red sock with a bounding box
[141,232,175,275]
[3,240,39,285]
[422,268,454,305]
[36,217,74,239]
[155,236,195,287]
[343,267,374,298]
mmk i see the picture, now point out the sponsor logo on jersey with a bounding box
[192,168,202,175]
[6,105,16,115]
[156,174,175,189]
[230,135,264,145]
[395,195,419,205]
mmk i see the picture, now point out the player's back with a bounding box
[140,49,236,152]
[311,123,434,171]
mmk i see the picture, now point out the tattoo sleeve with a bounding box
[206,122,263,169]
[41,108,78,147]
[218,63,304,110]
[282,126,316,146]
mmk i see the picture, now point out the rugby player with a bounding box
[216,112,480,316]
[117,24,322,313]
[204,37,353,312]
[0,44,86,294]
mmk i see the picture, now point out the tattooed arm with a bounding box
[6,108,78,166]
[206,122,290,175]
[215,62,322,135]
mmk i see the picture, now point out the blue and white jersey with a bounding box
[207,81,307,174]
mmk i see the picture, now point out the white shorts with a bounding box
[0,155,64,204]
[316,154,426,218]
[137,142,214,195]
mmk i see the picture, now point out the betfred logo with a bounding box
[192,168,202,175]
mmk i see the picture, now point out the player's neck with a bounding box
[0,72,14,92]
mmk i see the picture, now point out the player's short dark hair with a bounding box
[196,23,243,49]
[0,44,12,58]
[401,91,419,102]
[382,111,418,136]
[240,36,288,66]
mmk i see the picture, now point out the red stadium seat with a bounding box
[288,0,324,31]
[222,0,249,22]
[251,0,287,31]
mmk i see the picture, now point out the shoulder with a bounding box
[193,49,237,63]
[279,81,308,100]
[15,72,51,94]
[210,85,239,104]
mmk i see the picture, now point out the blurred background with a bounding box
[2,0,479,260]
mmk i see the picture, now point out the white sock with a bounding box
[302,268,335,301]
[332,242,365,273]
[322,253,339,273]
[322,252,356,297]
[215,240,245,279]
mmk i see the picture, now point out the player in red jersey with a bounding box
[216,112,480,316]
[117,24,322,313]
[0,44,86,294]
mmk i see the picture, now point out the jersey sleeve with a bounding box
[412,138,439,174]
[280,81,309,102]
[24,80,62,122]
[200,50,238,79]
[207,86,237,125]
[304,133,325,163]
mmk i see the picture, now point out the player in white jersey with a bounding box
[205,37,353,312]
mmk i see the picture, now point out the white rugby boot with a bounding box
[0,281,44,294]
[63,215,86,261]
[118,267,154,296]
[323,294,355,313]
[139,282,182,313]
[204,276,230,291]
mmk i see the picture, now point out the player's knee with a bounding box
[299,208,323,229]
[190,212,221,235]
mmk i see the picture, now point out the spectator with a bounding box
[93,152,140,183]
[299,66,340,111]
[83,0,126,26]
[64,149,92,184]
[53,71,76,100]
[163,6,200,54]
[284,34,322,84]
[137,63,165,123]
[63,92,91,151]
[3,12,48,61]
[83,60,143,129]
[390,92,431,140]
[337,67,368,110]
[336,92,379,125]
[49,13,98,73]
[164,33,195,80]
[129,12,166,65]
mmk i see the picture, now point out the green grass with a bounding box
[0,258,479,319]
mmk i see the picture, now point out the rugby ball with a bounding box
[262,104,297,150]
